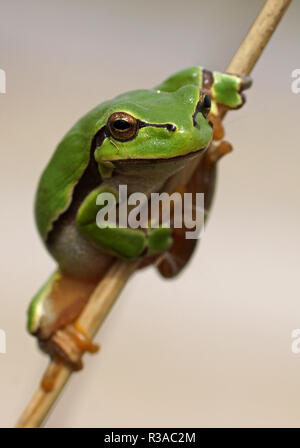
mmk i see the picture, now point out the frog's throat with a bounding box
[97,145,209,180]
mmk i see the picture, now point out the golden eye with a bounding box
[107,112,138,142]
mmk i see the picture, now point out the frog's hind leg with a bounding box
[27,270,99,340]
[156,140,232,278]
[28,270,105,370]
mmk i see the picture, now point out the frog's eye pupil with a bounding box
[107,112,138,141]
[113,119,131,131]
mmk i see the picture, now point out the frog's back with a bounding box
[34,101,110,242]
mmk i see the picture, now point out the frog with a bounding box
[28,66,251,368]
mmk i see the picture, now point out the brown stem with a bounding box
[15,0,292,428]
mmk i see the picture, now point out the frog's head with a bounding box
[91,67,248,178]
[92,68,216,177]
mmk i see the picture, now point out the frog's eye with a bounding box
[201,95,211,118]
[107,112,138,142]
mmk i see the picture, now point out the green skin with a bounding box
[28,66,246,334]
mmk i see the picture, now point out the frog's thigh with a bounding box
[27,270,98,339]
[76,186,147,259]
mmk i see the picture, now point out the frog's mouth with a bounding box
[104,145,208,166]
[97,144,210,178]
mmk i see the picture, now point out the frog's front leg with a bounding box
[76,186,173,259]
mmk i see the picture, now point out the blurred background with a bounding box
[0,0,299,428]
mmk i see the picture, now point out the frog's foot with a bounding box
[77,187,173,259]
[147,227,173,255]
[207,140,233,164]
[77,186,148,259]
[39,323,99,373]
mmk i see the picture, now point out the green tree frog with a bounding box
[28,67,250,368]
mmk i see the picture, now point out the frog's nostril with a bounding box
[166,124,176,132]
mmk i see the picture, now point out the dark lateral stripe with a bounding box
[139,121,176,132]
[93,121,176,148]
[92,126,106,149]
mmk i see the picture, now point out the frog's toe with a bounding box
[147,227,173,254]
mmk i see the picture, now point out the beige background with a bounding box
[0,0,300,428]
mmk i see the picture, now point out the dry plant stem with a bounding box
[226,0,291,76]
[15,0,292,428]
[15,364,71,429]
[16,260,139,428]
[77,259,140,340]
